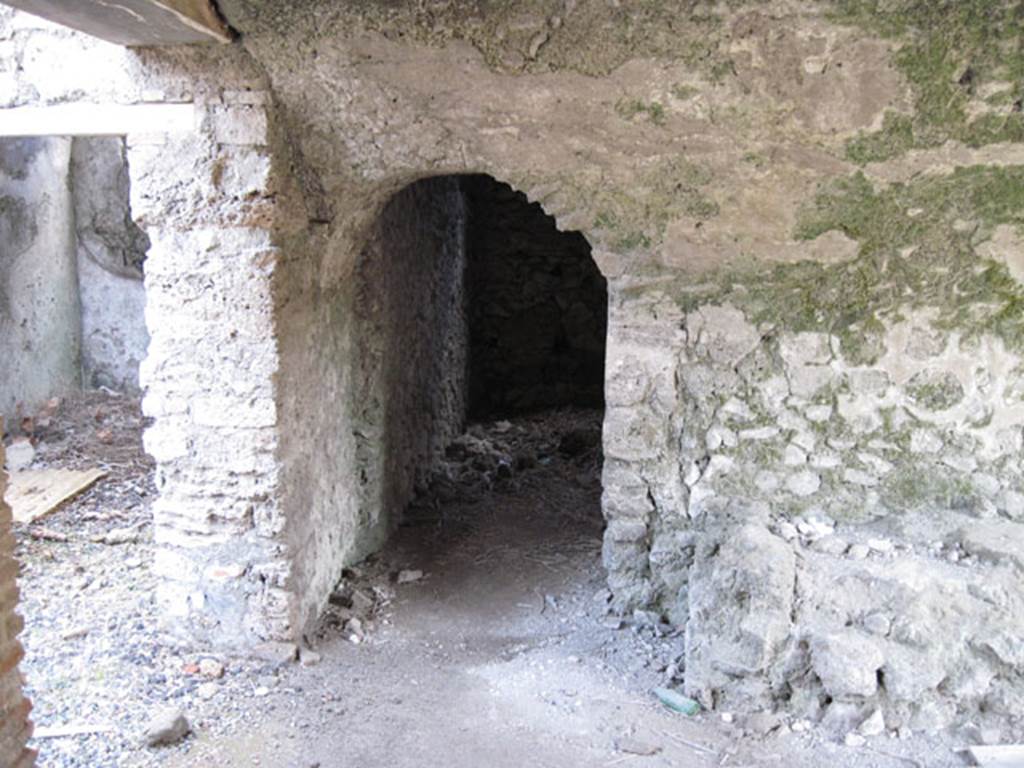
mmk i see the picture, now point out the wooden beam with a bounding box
[0,103,197,137]
[0,0,233,45]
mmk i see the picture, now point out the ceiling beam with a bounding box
[0,0,233,45]
[0,103,197,137]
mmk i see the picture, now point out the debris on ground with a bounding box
[5,437,35,471]
[614,736,661,756]
[396,569,424,584]
[11,397,994,767]
[653,687,701,716]
[142,708,190,747]
[7,467,107,523]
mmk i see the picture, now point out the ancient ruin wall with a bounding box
[276,176,469,638]
[222,0,1024,733]
[6,0,1024,735]
[0,437,34,768]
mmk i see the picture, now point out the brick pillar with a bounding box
[128,93,292,648]
[0,431,35,768]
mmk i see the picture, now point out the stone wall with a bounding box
[0,436,35,768]
[0,133,148,425]
[71,136,149,393]
[462,174,606,416]
[0,137,80,423]
[277,175,468,641]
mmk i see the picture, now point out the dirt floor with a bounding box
[8,394,978,767]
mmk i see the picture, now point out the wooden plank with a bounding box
[0,103,196,138]
[969,745,1024,767]
[0,0,233,46]
[7,468,107,524]
[34,723,115,739]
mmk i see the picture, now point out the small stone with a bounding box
[786,471,821,497]
[197,682,218,700]
[822,701,866,736]
[811,632,884,698]
[350,588,375,614]
[252,641,298,665]
[345,617,364,638]
[813,536,848,556]
[744,711,781,737]
[778,521,799,541]
[254,686,271,697]
[843,468,879,487]
[783,445,807,466]
[299,648,321,667]
[143,707,190,747]
[198,658,224,678]
[95,526,138,545]
[859,709,885,737]
[5,439,34,471]
[862,613,891,636]
[615,737,661,756]
[397,569,424,584]
[61,626,89,641]
[867,538,894,554]
[805,404,833,423]
[721,712,734,724]
[803,55,828,74]
[602,616,624,630]
[849,543,870,560]
[844,733,866,747]
[792,719,810,733]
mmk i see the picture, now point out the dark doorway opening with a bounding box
[461,175,608,419]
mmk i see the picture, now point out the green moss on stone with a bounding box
[616,97,667,126]
[831,0,1024,162]
[651,164,1024,362]
[882,464,981,512]
[575,156,719,251]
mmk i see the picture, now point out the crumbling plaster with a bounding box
[4,0,1024,735]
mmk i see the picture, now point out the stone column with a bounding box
[0,429,35,768]
[129,93,292,648]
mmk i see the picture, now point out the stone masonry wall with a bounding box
[212,0,1024,732]
[71,136,150,394]
[277,175,469,641]
[462,174,606,417]
[0,435,34,768]
[0,8,290,647]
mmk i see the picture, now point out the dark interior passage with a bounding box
[461,175,608,418]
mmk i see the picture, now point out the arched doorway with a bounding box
[316,172,609,646]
